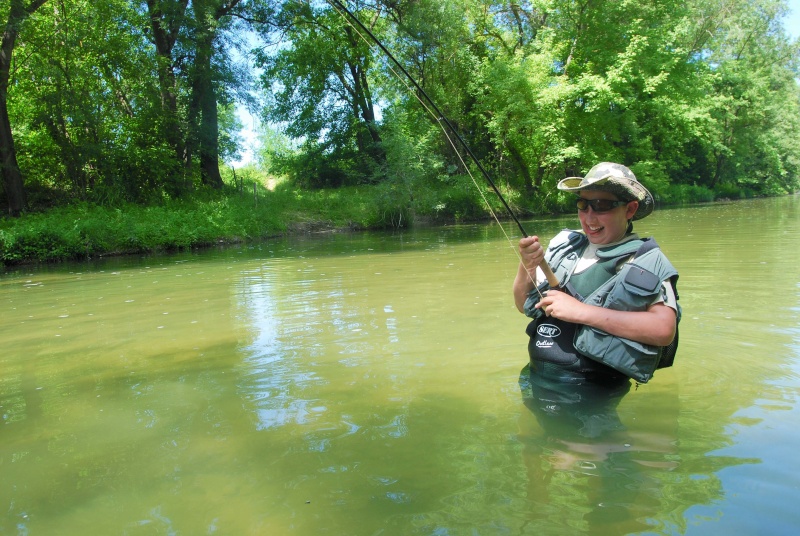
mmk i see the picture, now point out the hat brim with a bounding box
[557,176,654,220]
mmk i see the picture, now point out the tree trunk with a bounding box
[191,28,223,189]
[1,0,48,216]
[188,0,241,190]
[344,45,384,164]
[146,0,190,195]
[197,52,223,189]
[0,97,25,216]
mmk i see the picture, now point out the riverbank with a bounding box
[1,179,783,267]
[0,180,507,266]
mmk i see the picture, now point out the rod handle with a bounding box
[540,261,560,288]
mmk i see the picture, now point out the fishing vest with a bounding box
[524,230,681,384]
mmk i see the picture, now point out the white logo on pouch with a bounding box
[537,324,561,338]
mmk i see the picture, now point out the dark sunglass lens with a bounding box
[576,198,622,212]
[593,199,615,211]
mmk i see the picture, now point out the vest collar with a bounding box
[592,234,642,260]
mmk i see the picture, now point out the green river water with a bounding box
[2,196,799,535]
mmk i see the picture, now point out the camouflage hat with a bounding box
[557,162,654,220]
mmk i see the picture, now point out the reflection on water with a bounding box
[519,365,632,440]
[1,197,799,534]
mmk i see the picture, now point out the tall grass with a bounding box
[0,180,450,265]
[1,188,291,264]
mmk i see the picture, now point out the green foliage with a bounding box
[0,193,286,265]
[1,175,498,264]
[254,1,386,188]
[11,0,169,203]
[660,184,716,205]
[5,0,249,208]
[3,0,800,264]
[253,0,797,216]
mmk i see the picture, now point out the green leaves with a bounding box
[3,0,798,219]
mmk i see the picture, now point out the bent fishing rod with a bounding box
[327,0,559,288]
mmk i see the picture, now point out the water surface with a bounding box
[2,196,799,534]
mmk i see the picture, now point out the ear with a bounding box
[625,200,639,220]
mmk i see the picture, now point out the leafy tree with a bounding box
[472,0,799,205]
[13,0,171,204]
[254,0,385,188]
[473,52,570,202]
[2,0,252,211]
[698,0,800,194]
[2,0,798,221]
[143,0,247,193]
[144,0,191,191]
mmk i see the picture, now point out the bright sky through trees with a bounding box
[787,0,800,36]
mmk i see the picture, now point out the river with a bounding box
[2,196,799,535]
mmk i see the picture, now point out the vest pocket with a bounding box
[574,326,661,383]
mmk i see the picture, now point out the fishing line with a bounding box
[325,2,508,230]
[326,0,524,231]
[324,0,556,291]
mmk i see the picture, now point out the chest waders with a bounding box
[524,231,680,384]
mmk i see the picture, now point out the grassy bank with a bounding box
[0,176,501,265]
[0,187,343,265]
[0,173,772,266]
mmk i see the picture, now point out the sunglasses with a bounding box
[576,198,628,212]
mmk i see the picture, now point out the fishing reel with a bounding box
[526,279,582,322]
[525,280,551,321]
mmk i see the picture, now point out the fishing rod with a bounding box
[326,0,559,288]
